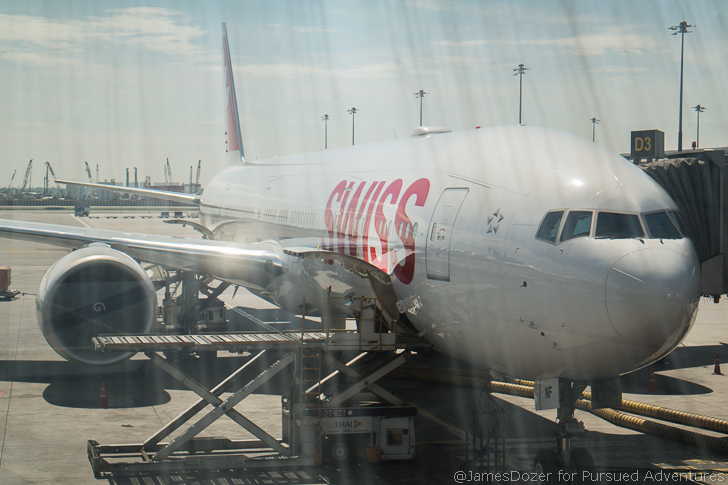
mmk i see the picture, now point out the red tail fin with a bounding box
[222,22,245,164]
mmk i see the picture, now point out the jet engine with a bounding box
[36,244,157,365]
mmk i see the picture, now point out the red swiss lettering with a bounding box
[370,179,402,270]
[393,178,430,284]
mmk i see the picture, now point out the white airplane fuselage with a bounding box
[199,125,701,381]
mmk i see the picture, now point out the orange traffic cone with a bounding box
[647,368,657,392]
[99,382,108,408]
[712,354,724,375]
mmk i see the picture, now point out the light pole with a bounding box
[348,107,358,145]
[321,114,330,149]
[413,89,428,126]
[511,63,530,125]
[669,20,693,151]
[590,118,600,142]
[693,104,705,148]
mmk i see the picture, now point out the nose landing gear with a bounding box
[532,379,595,484]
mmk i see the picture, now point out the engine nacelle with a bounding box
[37,244,156,365]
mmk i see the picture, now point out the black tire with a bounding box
[324,436,351,463]
[533,449,560,484]
[570,448,595,484]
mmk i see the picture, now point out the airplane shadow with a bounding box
[0,353,291,409]
[660,341,728,372]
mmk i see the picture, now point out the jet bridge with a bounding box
[87,297,430,478]
[639,149,728,299]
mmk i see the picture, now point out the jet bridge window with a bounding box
[560,211,593,242]
[645,211,682,239]
[536,211,564,243]
[595,212,645,239]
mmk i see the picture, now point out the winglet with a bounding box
[222,22,245,164]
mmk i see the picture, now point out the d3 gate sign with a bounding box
[631,129,665,160]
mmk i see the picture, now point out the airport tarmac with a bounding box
[0,208,727,484]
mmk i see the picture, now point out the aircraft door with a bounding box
[426,188,469,281]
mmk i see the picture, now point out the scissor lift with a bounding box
[87,297,429,478]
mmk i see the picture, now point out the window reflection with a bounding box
[595,212,644,239]
[536,211,564,243]
[560,211,593,241]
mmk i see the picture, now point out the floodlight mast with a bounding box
[590,118,600,142]
[348,107,358,145]
[669,20,693,151]
[321,114,330,149]
[693,104,705,148]
[413,89,428,126]
[511,63,530,125]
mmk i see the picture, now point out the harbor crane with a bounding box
[84,162,98,197]
[84,162,94,183]
[44,161,58,196]
[19,159,33,196]
[6,169,16,190]
[166,158,173,184]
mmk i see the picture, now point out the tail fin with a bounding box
[222,22,245,164]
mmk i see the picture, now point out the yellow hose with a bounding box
[577,400,728,455]
[388,366,728,455]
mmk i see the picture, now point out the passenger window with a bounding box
[596,212,644,238]
[560,211,593,241]
[645,212,681,239]
[536,211,564,243]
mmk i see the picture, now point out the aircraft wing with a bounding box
[56,179,200,206]
[0,218,285,290]
[0,219,398,298]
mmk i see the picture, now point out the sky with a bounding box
[0,0,726,187]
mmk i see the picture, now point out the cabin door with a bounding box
[426,188,469,281]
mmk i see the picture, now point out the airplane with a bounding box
[0,22,700,475]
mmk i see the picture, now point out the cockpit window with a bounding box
[536,211,564,243]
[560,211,593,241]
[595,212,645,239]
[668,210,689,238]
[645,212,682,239]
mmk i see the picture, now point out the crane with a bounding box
[7,169,16,190]
[195,160,201,194]
[84,162,93,183]
[45,161,57,183]
[189,165,193,193]
[44,161,58,196]
[19,159,33,195]
[163,164,168,185]
[134,167,138,188]
[166,158,173,185]
[83,161,98,198]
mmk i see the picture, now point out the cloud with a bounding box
[592,65,649,74]
[291,26,339,34]
[433,26,666,58]
[0,8,212,67]
[236,61,398,80]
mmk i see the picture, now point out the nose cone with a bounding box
[606,248,700,349]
